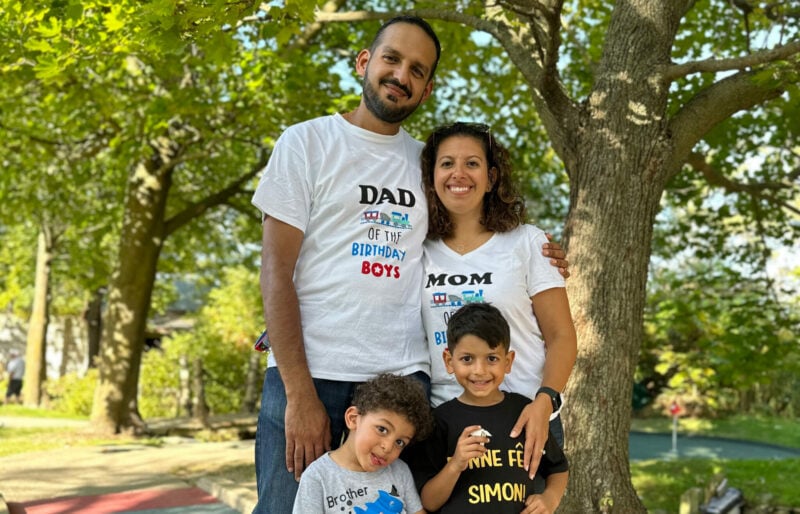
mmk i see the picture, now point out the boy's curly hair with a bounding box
[352,373,433,442]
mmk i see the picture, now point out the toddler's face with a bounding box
[349,409,415,472]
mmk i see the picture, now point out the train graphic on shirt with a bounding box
[361,210,412,230]
[430,289,485,308]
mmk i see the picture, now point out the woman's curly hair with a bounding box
[352,373,433,442]
[421,122,526,240]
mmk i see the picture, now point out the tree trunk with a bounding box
[84,287,104,369]
[90,148,172,433]
[556,4,680,511]
[179,354,192,417]
[22,229,52,406]
[192,357,210,427]
[560,167,663,512]
[59,316,75,377]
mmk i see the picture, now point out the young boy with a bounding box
[412,303,569,514]
[292,373,434,514]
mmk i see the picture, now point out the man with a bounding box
[4,350,25,405]
[251,15,568,513]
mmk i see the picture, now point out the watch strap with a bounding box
[536,386,562,411]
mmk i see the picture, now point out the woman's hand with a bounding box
[509,398,551,478]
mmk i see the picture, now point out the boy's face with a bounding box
[444,334,514,406]
[343,407,416,472]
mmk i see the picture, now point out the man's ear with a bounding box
[420,79,434,104]
[355,49,370,78]
[344,405,360,429]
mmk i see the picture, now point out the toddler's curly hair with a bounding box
[352,373,433,442]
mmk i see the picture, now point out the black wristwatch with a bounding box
[536,386,562,412]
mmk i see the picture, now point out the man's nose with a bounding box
[393,65,411,89]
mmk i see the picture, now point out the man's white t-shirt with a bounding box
[252,113,429,381]
[421,225,565,406]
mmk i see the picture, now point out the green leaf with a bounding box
[103,5,126,32]
[35,16,62,38]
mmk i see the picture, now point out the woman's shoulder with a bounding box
[496,224,548,247]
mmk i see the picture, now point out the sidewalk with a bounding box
[0,420,258,514]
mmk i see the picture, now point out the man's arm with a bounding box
[543,233,569,278]
[261,216,331,480]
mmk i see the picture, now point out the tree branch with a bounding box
[662,40,800,81]
[312,8,496,32]
[288,0,348,51]
[667,69,787,176]
[687,152,800,215]
[487,1,579,172]
[163,148,269,236]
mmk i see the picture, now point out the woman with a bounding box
[420,121,577,472]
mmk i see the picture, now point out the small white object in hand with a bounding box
[470,428,492,438]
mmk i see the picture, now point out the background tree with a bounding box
[2,0,343,431]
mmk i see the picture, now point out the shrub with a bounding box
[44,369,98,416]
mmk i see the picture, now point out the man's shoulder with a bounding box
[285,113,338,134]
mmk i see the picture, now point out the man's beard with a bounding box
[362,71,422,124]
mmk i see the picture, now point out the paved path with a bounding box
[0,420,257,514]
[18,487,238,514]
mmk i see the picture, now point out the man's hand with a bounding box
[544,233,569,278]
[285,393,331,481]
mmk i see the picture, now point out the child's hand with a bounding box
[447,425,489,472]
[520,493,557,514]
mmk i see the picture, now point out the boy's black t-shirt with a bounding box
[408,392,569,514]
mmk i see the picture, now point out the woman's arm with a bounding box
[510,288,577,476]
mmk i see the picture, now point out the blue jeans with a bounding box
[550,414,565,448]
[252,367,430,514]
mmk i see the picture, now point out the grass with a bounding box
[631,415,800,449]
[0,425,149,458]
[631,457,800,513]
[630,414,800,512]
[0,406,161,458]
[0,404,87,420]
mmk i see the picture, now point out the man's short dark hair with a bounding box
[352,373,433,441]
[369,15,441,80]
[446,303,511,353]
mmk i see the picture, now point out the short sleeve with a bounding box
[292,462,324,514]
[251,125,313,232]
